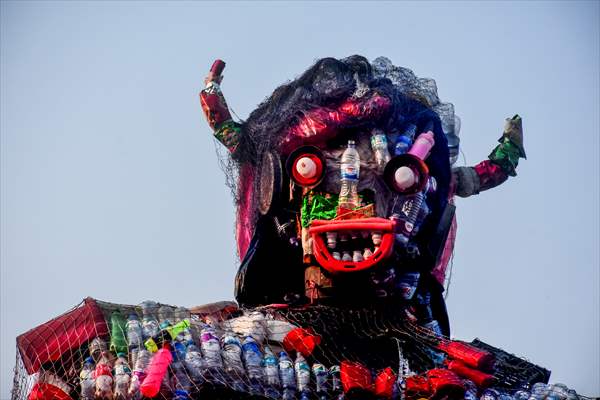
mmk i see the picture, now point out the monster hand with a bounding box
[199,59,241,152]
[453,115,525,197]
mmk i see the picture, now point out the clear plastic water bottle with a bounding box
[371,128,391,172]
[220,331,245,392]
[184,343,205,384]
[279,352,297,400]
[200,325,223,369]
[242,336,263,395]
[329,365,344,400]
[94,351,113,400]
[79,357,95,400]
[113,352,132,400]
[312,363,328,400]
[126,314,144,349]
[171,345,193,394]
[262,346,281,399]
[294,353,311,397]
[128,349,152,400]
[339,140,360,209]
[141,301,160,341]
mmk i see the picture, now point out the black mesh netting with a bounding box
[12,298,591,400]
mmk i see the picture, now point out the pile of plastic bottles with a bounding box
[77,301,350,400]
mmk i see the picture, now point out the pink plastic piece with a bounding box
[408,131,435,160]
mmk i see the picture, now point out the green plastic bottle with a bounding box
[110,311,128,355]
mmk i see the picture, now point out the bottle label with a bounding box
[371,134,387,148]
[341,166,358,180]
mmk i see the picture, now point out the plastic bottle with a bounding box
[312,363,328,400]
[329,365,344,400]
[389,192,425,245]
[126,314,144,349]
[113,353,132,400]
[279,352,297,400]
[128,349,152,400]
[294,353,311,397]
[158,305,174,326]
[79,357,95,400]
[221,332,245,392]
[371,128,391,172]
[170,344,193,394]
[395,124,416,156]
[141,301,160,341]
[262,346,281,399]
[89,337,108,362]
[200,325,223,369]
[94,351,113,400]
[184,343,205,384]
[242,335,263,395]
[339,140,360,209]
[140,344,173,398]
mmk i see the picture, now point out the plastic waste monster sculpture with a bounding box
[200,55,524,335]
[12,56,591,400]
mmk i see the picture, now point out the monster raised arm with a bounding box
[199,59,241,153]
[452,115,525,198]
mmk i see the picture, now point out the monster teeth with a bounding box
[326,232,337,249]
[340,233,349,242]
[342,252,352,261]
[352,250,363,262]
[363,248,373,259]
[350,231,359,240]
[371,231,382,245]
[332,252,341,260]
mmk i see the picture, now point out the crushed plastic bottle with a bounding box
[279,352,297,400]
[339,140,360,209]
[128,349,152,400]
[79,357,95,400]
[113,353,132,400]
[89,337,108,362]
[242,335,263,395]
[94,351,113,400]
[329,365,344,400]
[126,313,144,349]
[295,353,311,398]
[183,343,204,384]
[262,346,281,399]
[200,325,223,369]
[171,343,193,394]
[313,363,328,400]
[141,301,160,340]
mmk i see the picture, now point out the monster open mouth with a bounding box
[309,218,396,273]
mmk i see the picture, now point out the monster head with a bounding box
[203,56,459,309]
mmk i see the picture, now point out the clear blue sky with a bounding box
[1,1,598,397]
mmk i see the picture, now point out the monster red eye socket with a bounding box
[286,146,326,188]
[383,154,429,195]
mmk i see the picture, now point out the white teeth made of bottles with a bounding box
[352,250,363,262]
[371,231,382,245]
[342,252,352,261]
[326,232,337,249]
[332,252,341,260]
[363,248,373,259]
[339,234,349,242]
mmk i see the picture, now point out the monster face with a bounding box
[203,56,456,306]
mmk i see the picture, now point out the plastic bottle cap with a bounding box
[295,157,317,178]
[394,166,416,190]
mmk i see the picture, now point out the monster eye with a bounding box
[286,146,326,188]
[383,154,429,195]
